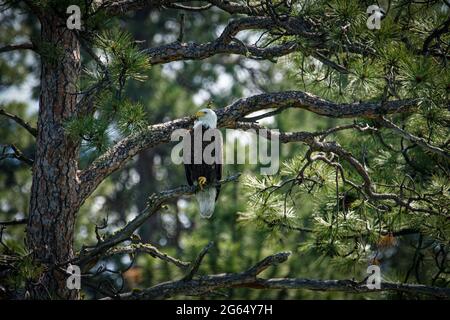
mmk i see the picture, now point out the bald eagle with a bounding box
[184,108,222,218]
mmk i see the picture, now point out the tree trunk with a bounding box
[26,15,81,299]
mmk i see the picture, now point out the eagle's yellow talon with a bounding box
[198,176,207,190]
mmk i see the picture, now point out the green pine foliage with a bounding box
[239,0,449,290]
[66,28,150,154]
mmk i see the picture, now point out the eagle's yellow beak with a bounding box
[195,111,206,118]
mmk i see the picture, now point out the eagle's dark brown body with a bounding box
[184,125,222,200]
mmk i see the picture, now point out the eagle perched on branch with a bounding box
[184,108,223,218]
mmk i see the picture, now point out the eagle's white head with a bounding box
[194,108,217,129]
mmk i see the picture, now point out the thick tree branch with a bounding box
[100,0,259,16]
[77,92,417,204]
[145,39,299,65]
[0,108,37,137]
[142,14,374,67]
[144,16,303,65]
[142,13,369,68]
[107,251,450,299]
[220,93,417,124]
[247,278,450,298]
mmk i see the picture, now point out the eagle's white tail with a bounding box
[195,187,216,218]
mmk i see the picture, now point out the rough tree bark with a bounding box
[25,14,81,300]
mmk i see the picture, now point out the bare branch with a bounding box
[248,278,450,298]
[0,108,37,137]
[0,218,28,226]
[103,243,190,270]
[183,241,214,281]
[245,251,291,276]
[0,42,35,54]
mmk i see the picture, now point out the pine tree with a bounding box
[0,0,448,299]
